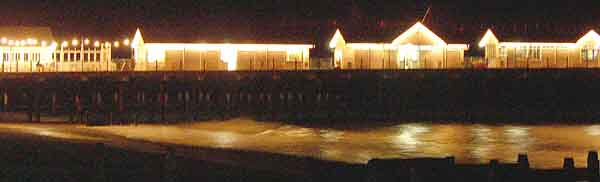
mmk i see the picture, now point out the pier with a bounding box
[1,69,600,123]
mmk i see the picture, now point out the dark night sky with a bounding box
[2,0,600,56]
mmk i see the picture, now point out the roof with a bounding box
[330,22,467,45]
[391,22,446,46]
[135,26,314,45]
[478,29,499,47]
[0,26,54,42]
[484,27,593,43]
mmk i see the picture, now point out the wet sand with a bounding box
[0,118,599,173]
[0,122,364,182]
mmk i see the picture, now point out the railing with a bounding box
[0,61,119,73]
[2,57,600,73]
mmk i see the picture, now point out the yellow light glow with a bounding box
[0,37,6,44]
[113,41,120,47]
[347,43,394,50]
[334,49,343,63]
[576,30,600,47]
[141,43,313,66]
[8,40,14,45]
[398,44,419,62]
[329,29,346,49]
[41,41,47,47]
[499,42,576,49]
[132,28,144,49]
[448,44,469,50]
[94,41,100,47]
[51,42,58,48]
[123,39,130,46]
[144,43,313,51]
[72,39,79,46]
[492,30,600,50]
[147,47,165,62]
[478,29,499,48]
[62,41,69,47]
[391,22,447,46]
[220,46,238,71]
[84,39,90,45]
[20,40,26,46]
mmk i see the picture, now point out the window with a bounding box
[581,46,598,62]
[515,45,541,60]
[499,47,507,58]
[516,46,528,59]
[286,51,302,62]
[528,46,541,60]
[485,45,497,58]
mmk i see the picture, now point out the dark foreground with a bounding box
[0,129,370,182]
[0,132,308,182]
[0,128,598,182]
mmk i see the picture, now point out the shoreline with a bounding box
[3,111,600,125]
[0,126,595,182]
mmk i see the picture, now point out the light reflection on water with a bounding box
[92,119,600,169]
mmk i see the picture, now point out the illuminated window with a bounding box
[581,46,598,62]
[485,45,497,58]
[516,46,527,59]
[286,50,302,62]
[528,46,541,60]
[516,46,541,60]
[499,47,507,58]
[418,49,432,62]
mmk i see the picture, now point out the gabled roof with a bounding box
[135,26,314,44]
[329,29,346,48]
[576,30,600,47]
[333,22,461,45]
[485,27,589,43]
[131,28,144,48]
[0,26,54,42]
[478,29,499,47]
[391,22,446,46]
[482,28,600,47]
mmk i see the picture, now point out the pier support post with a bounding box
[517,153,530,169]
[488,159,499,182]
[184,90,189,116]
[51,92,57,114]
[564,157,575,169]
[162,147,177,182]
[118,85,124,113]
[564,157,575,182]
[160,83,166,122]
[517,153,530,181]
[27,92,33,122]
[589,151,599,181]
[75,94,82,123]
[33,89,41,122]
[94,143,107,182]
[0,90,5,112]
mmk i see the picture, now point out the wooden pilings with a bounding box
[365,153,600,182]
[589,151,599,182]
[1,70,600,123]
